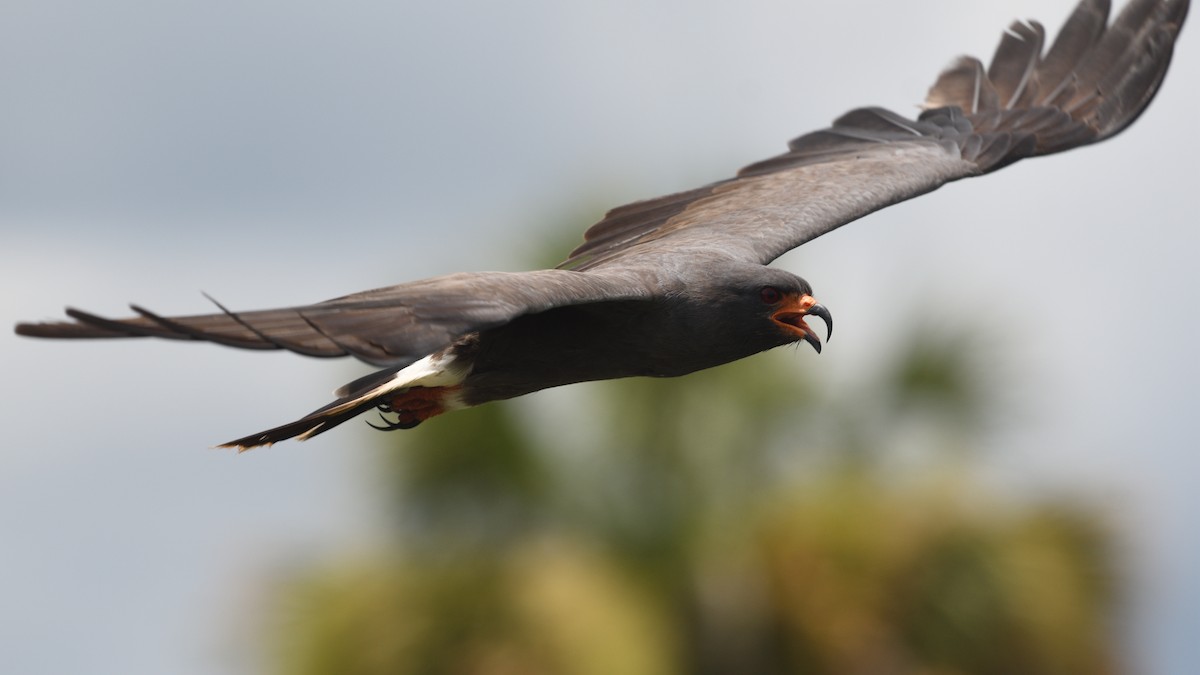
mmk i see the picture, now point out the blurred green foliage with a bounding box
[263,301,1119,675]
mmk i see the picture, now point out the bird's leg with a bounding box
[367,386,457,432]
[366,413,421,431]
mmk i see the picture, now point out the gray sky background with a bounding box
[2,1,1197,673]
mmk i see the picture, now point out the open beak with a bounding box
[773,294,833,354]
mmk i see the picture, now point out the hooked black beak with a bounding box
[773,296,833,354]
[806,303,833,342]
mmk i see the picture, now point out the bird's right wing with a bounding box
[560,0,1188,271]
[14,269,654,367]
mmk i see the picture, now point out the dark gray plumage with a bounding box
[14,0,1189,449]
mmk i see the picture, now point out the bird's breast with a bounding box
[454,298,785,406]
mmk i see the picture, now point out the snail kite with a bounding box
[15,0,1190,449]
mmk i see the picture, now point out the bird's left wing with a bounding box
[14,269,654,367]
[561,0,1188,270]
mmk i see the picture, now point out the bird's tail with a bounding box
[217,393,386,451]
[220,349,469,451]
[218,365,409,451]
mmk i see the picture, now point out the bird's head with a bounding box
[678,264,832,357]
[758,278,832,354]
[745,267,832,354]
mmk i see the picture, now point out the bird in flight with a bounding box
[15,0,1190,450]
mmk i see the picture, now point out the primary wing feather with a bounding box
[15,270,653,367]
[560,0,1187,271]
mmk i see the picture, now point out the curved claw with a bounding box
[366,411,421,431]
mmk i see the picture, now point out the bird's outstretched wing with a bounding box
[14,0,1189,368]
[14,270,652,367]
[561,0,1188,271]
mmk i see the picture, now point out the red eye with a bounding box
[759,286,782,304]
